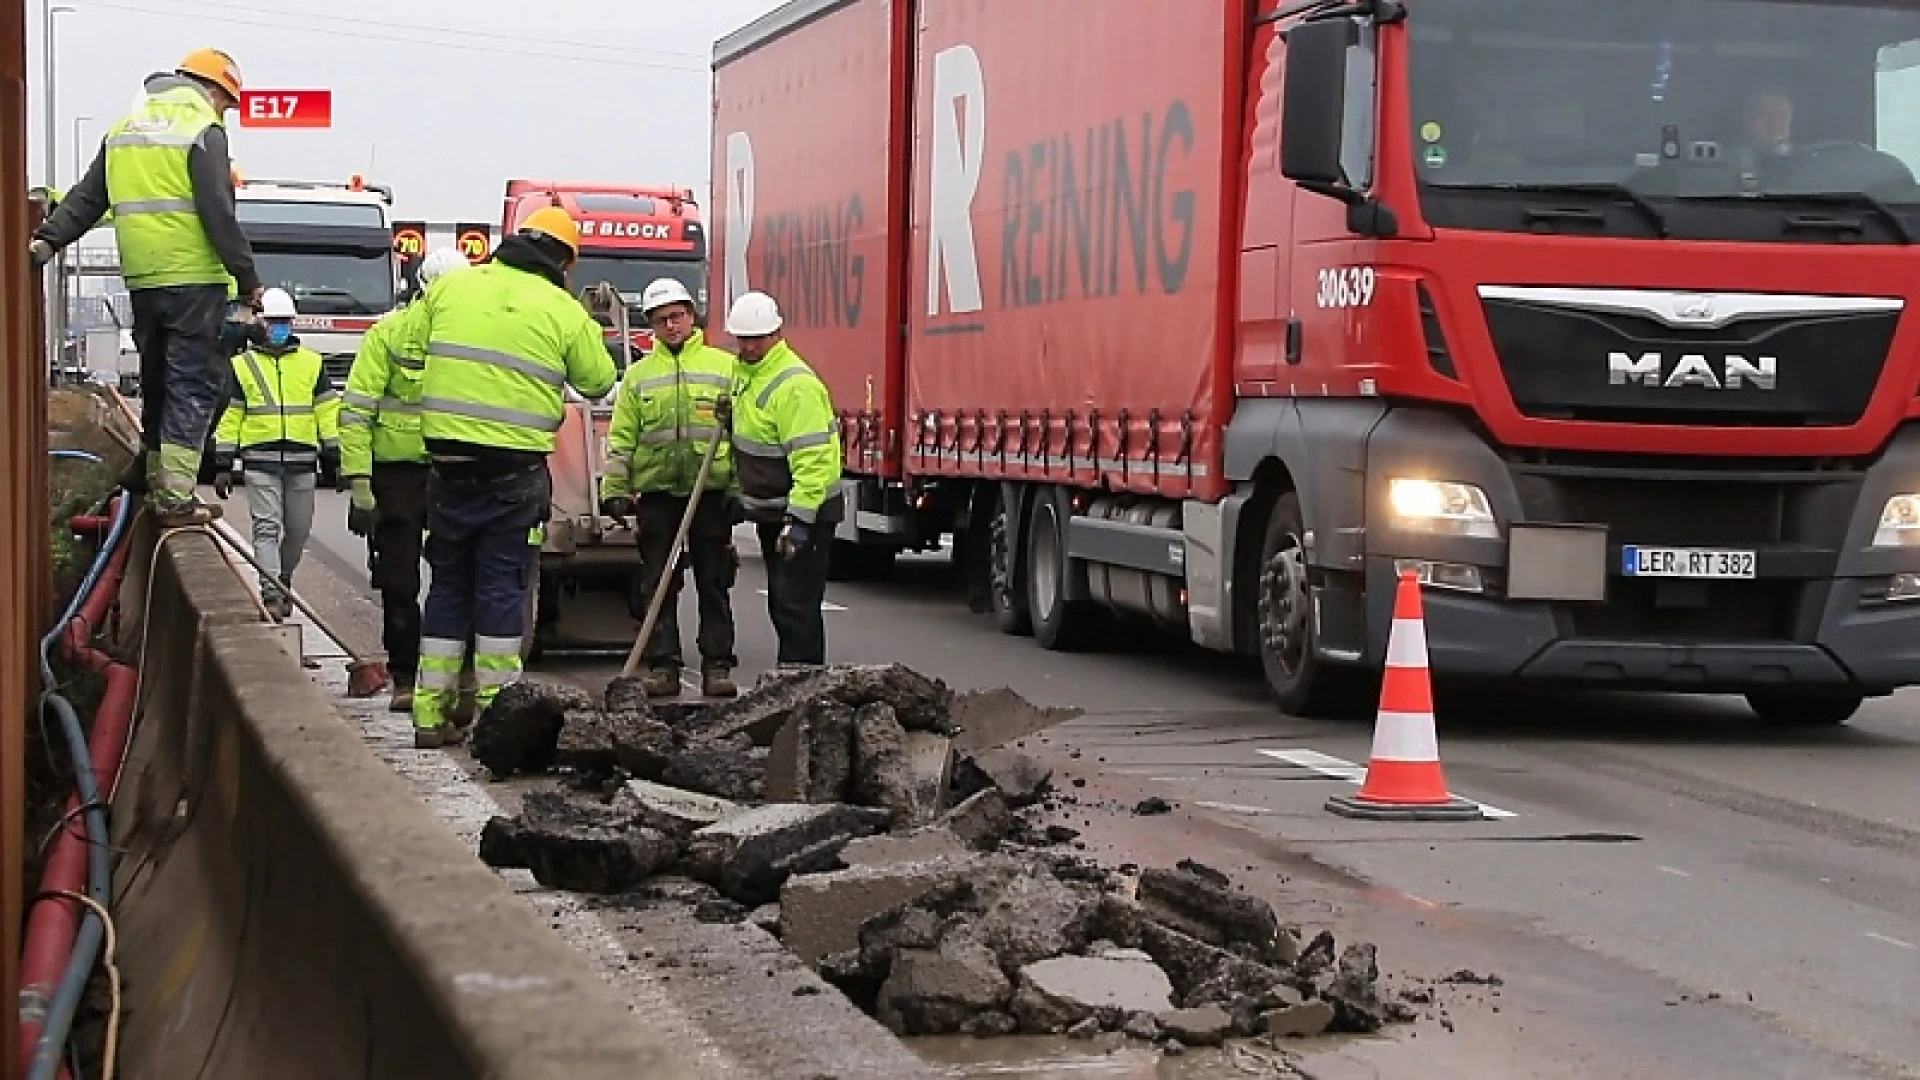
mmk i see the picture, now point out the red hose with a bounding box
[18,501,138,1080]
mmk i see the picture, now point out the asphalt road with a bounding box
[271,486,1920,1080]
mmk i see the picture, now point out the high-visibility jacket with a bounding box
[104,77,232,292]
[339,303,429,475]
[411,262,616,454]
[601,330,736,499]
[730,341,844,525]
[214,343,342,473]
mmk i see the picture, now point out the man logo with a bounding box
[1608,351,1778,390]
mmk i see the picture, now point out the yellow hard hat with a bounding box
[521,207,581,257]
[177,48,243,100]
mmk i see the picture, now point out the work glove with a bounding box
[712,393,733,432]
[28,239,53,270]
[319,451,346,491]
[600,495,635,522]
[777,519,812,561]
[212,469,238,500]
[347,477,377,538]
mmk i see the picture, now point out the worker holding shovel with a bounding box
[600,278,742,699]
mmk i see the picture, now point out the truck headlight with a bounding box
[1387,477,1499,540]
[1874,494,1920,547]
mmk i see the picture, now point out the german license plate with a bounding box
[1620,546,1756,579]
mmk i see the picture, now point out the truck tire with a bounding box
[1026,488,1095,651]
[990,491,1031,636]
[1257,492,1370,717]
[1744,691,1862,727]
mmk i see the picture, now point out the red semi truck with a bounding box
[711,0,1920,725]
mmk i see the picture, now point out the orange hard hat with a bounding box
[177,48,243,100]
[521,207,581,257]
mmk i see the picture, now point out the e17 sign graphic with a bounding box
[455,224,493,264]
[238,89,333,129]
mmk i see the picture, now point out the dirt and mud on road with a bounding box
[457,665,1431,1076]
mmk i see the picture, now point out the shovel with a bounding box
[206,520,393,698]
[619,424,727,680]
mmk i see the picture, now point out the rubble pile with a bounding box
[471,665,1415,1051]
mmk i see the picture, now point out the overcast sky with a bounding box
[24,0,784,221]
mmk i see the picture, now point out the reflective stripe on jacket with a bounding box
[104,78,233,291]
[339,304,429,474]
[729,341,843,525]
[214,344,342,472]
[411,262,617,454]
[601,329,736,499]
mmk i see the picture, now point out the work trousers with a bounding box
[413,465,547,731]
[242,468,316,593]
[369,462,430,681]
[634,492,739,673]
[129,284,229,502]
[755,521,831,666]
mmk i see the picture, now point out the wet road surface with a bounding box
[279,488,1920,1079]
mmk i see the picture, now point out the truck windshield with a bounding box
[1407,0,1920,242]
[573,254,708,313]
[253,249,396,315]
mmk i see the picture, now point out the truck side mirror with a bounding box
[1280,17,1360,203]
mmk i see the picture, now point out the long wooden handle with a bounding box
[618,424,727,679]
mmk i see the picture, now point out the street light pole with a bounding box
[42,3,74,384]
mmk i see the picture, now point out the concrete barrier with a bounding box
[109,523,693,1080]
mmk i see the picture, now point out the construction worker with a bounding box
[211,288,342,618]
[406,208,616,748]
[720,291,843,667]
[340,247,471,713]
[30,48,262,526]
[600,278,741,699]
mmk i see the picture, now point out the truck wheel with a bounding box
[990,492,1031,636]
[521,559,543,662]
[1026,489,1095,651]
[1745,691,1862,727]
[1257,493,1369,717]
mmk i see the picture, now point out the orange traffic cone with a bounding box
[1326,569,1484,821]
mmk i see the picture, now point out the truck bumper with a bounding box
[1353,411,1920,695]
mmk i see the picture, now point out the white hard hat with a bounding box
[417,248,469,289]
[725,291,783,337]
[640,277,696,315]
[259,288,297,319]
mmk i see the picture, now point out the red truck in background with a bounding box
[711,0,1920,727]
[502,179,710,361]
[499,179,711,655]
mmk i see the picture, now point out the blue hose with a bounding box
[26,492,135,1080]
[47,449,101,463]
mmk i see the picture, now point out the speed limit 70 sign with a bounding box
[238,89,333,129]
[455,222,493,264]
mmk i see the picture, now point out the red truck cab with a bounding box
[501,179,710,363]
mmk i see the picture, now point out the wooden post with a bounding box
[2,4,41,1076]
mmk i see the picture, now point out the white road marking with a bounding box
[754,588,846,612]
[1866,932,1916,950]
[1657,866,1692,878]
[1257,748,1518,819]
[1193,800,1280,816]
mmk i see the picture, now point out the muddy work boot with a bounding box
[388,675,416,714]
[701,666,738,699]
[147,491,222,528]
[643,666,682,699]
[413,724,461,750]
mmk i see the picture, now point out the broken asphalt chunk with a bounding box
[935,788,1012,852]
[614,779,739,841]
[520,821,678,894]
[1011,954,1175,1035]
[850,702,921,825]
[1138,862,1298,966]
[764,697,855,802]
[684,802,892,905]
[953,748,1053,808]
[948,687,1080,751]
[780,856,985,964]
[469,678,595,778]
[875,937,1012,1036]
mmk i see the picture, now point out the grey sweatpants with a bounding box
[244,469,317,591]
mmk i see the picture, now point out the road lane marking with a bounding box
[1193,800,1280,816]
[1866,932,1915,950]
[753,588,847,612]
[1657,866,1692,878]
[1257,748,1518,819]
